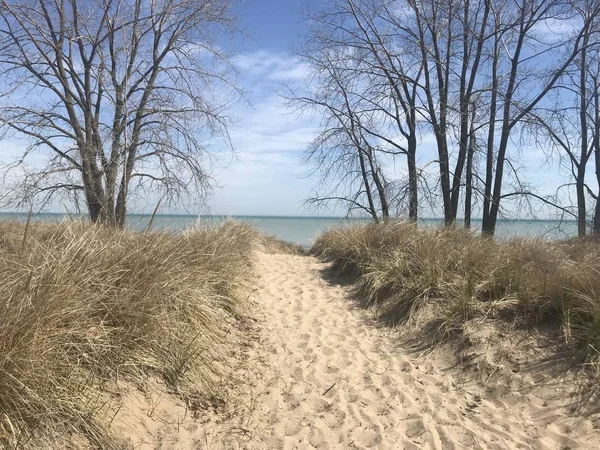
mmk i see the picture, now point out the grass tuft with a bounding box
[258,235,306,255]
[312,221,600,358]
[0,220,257,448]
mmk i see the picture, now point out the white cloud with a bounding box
[206,49,322,215]
[233,50,311,81]
[229,94,317,155]
[531,17,582,43]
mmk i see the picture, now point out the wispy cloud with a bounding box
[208,49,322,215]
[230,94,316,154]
[233,50,311,81]
[531,16,582,43]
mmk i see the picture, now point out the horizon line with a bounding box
[0,211,576,222]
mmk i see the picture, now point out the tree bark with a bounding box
[465,102,476,229]
[481,16,500,236]
[358,148,379,222]
[594,73,600,235]
[577,33,589,237]
[408,134,418,222]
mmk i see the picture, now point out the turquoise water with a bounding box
[0,213,579,248]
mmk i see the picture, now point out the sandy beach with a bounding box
[111,249,599,449]
[2,0,600,446]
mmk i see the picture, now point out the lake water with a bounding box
[0,213,580,248]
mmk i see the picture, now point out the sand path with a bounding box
[211,251,598,450]
[122,251,600,449]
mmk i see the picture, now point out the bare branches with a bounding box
[290,0,427,221]
[293,0,600,235]
[0,0,240,225]
[525,0,600,235]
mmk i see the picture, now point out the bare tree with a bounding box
[405,0,455,224]
[480,0,600,235]
[290,35,391,221]
[292,0,600,233]
[592,55,600,233]
[291,0,431,221]
[405,0,492,225]
[0,0,239,225]
[343,0,424,221]
[538,2,600,236]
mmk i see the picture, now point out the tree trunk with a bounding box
[464,145,473,230]
[465,103,476,230]
[593,196,600,235]
[366,149,389,220]
[407,134,418,222]
[481,31,499,236]
[577,38,589,237]
[80,143,107,224]
[436,135,453,225]
[594,76,600,235]
[455,0,489,225]
[358,148,379,222]
[411,2,453,225]
[594,92,600,235]
[85,190,103,223]
[576,168,587,237]
[452,0,471,222]
[483,9,527,237]
[485,121,512,237]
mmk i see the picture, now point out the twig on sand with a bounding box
[322,383,336,396]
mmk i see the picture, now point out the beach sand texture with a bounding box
[118,251,600,449]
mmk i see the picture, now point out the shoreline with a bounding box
[0,215,585,250]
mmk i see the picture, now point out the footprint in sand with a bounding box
[283,421,302,437]
[345,387,359,403]
[349,426,383,448]
[321,346,335,356]
[323,408,347,428]
[308,428,329,449]
[404,418,427,439]
[290,365,303,380]
[306,395,332,414]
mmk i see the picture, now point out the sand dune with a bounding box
[119,251,600,449]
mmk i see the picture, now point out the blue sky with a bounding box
[205,0,578,220]
[207,0,327,216]
[0,0,578,219]
[207,0,564,218]
[235,0,309,52]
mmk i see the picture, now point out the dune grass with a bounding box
[311,222,600,361]
[0,220,258,448]
[258,234,306,255]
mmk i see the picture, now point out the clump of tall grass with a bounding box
[312,222,600,355]
[258,234,306,255]
[0,220,257,448]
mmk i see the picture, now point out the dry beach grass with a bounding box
[0,220,257,448]
[1,218,600,449]
[311,221,600,367]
